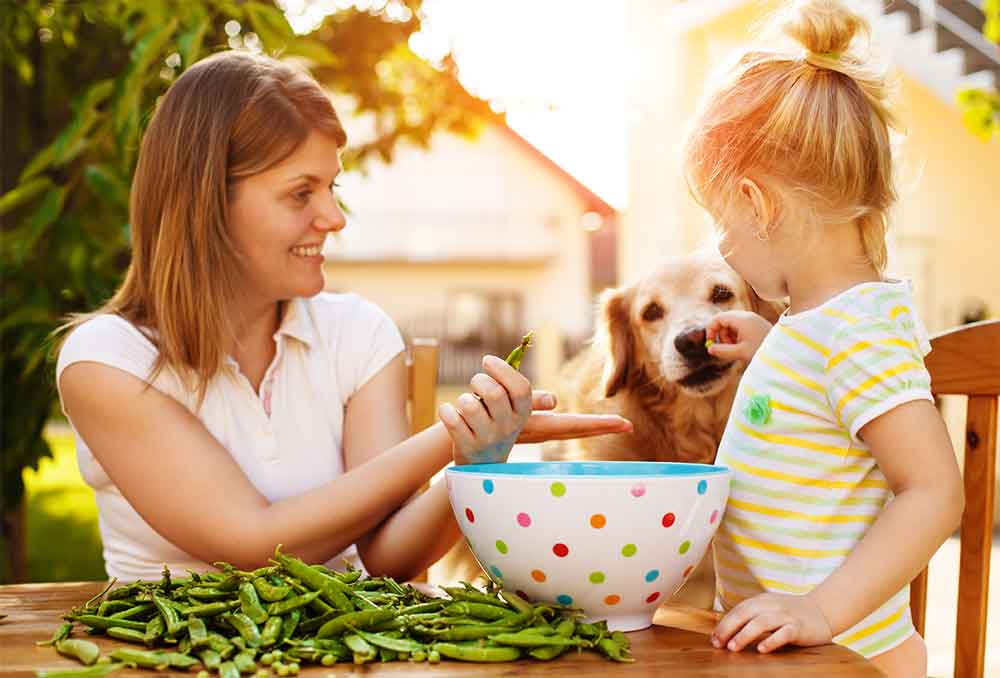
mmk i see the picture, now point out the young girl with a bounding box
[683,1,964,676]
[55,51,630,584]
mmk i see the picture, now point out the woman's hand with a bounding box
[439,354,533,465]
[706,310,774,362]
[711,592,833,654]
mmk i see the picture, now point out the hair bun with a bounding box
[780,0,867,57]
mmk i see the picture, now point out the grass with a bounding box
[23,429,106,582]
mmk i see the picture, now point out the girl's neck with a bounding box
[780,223,882,315]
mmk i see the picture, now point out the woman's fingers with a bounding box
[531,391,557,411]
[517,412,633,444]
[438,402,475,451]
[482,355,532,415]
[470,372,512,421]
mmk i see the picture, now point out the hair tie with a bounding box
[812,50,841,60]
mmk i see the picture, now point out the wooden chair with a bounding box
[910,320,1000,678]
[407,338,439,436]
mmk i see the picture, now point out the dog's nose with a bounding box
[675,326,709,362]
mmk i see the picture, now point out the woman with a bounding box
[56,50,630,582]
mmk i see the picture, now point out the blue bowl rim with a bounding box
[446,461,731,478]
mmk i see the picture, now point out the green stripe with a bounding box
[724,513,869,541]
[730,438,874,476]
[730,478,887,508]
[715,542,838,576]
[852,623,912,658]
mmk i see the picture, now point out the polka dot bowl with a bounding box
[445,461,730,632]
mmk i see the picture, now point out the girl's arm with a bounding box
[713,399,964,652]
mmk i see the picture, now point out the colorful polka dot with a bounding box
[531,569,547,583]
[490,565,503,579]
[683,565,694,578]
[550,482,566,497]
[621,544,637,557]
[710,509,719,524]
[646,592,660,604]
[556,594,573,606]
[679,540,691,554]
[604,595,621,605]
[516,590,530,601]
[697,479,708,495]
[464,508,475,523]
[645,569,659,583]
[482,479,494,494]
[517,512,532,527]
[495,540,508,554]
[630,483,646,498]
[589,571,605,584]
[590,514,606,529]
[661,512,676,528]
[552,543,569,558]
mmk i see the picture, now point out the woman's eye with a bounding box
[293,190,312,203]
[711,285,734,304]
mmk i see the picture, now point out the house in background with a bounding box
[322,117,617,390]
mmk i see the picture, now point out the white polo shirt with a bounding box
[56,293,404,582]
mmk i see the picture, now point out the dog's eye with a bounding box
[711,285,734,304]
[641,302,664,322]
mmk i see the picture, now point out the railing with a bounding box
[889,0,1000,80]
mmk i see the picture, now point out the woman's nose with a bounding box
[313,194,346,232]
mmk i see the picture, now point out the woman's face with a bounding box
[228,130,345,307]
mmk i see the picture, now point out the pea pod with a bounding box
[107,648,170,670]
[205,632,236,659]
[432,642,521,662]
[266,590,318,616]
[504,332,533,370]
[72,615,146,633]
[233,650,257,673]
[185,587,233,601]
[529,645,568,660]
[260,616,282,647]
[218,661,240,678]
[186,600,238,617]
[278,609,300,643]
[488,630,590,648]
[151,592,186,637]
[36,622,73,646]
[597,636,635,663]
[499,589,533,615]
[238,582,269,624]
[222,612,261,648]
[253,577,291,603]
[188,615,209,649]
[142,615,164,645]
[342,634,376,664]
[353,629,426,654]
[35,664,125,678]
[271,549,352,611]
[197,648,222,670]
[398,601,445,616]
[315,608,395,639]
[444,601,517,621]
[108,603,154,620]
[106,627,146,644]
[55,638,100,666]
[442,586,507,607]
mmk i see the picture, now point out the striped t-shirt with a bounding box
[713,279,933,658]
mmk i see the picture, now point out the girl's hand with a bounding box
[706,310,774,362]
[439,354,533,465]
[711,592,833,654]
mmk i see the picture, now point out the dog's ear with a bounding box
[744,281,786,325]
[597,286,634,398]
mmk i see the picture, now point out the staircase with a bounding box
[861,0,999,106]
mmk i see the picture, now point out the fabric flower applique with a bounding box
[744,393,772,426]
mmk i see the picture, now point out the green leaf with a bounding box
[83,163,130,210]
[19,144,56,183]
[178,12,210,69]
[13,186,68,261]
[246,1,295,53]
[115,16,179,136]
[284,38,338,67]
[0,177,53,216]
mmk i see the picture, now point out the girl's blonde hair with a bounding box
[683,0,900,273]
[58,51,347,401]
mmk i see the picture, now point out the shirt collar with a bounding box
[274,298,316,348]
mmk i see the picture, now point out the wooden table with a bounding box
[0,582,883,677]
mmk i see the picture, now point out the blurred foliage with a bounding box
[957,0,1000,140]
[0,0,492,580]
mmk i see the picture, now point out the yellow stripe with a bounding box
[758,577,813,594]
[834,361,923,420]
[723,529,852,558]
[779,325,831,357]
[837,602,908,645]
[728,458,889,490]
[760,354,825,394]
[827,337,917,369]
[888,305,910,320]
[726,497,877,524]
[822,308,858,324]
[735,421,865,458]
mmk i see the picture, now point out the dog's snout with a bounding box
[675,326,709,362]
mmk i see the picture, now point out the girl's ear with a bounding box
[738,178,774,235]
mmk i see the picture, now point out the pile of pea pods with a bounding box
[38,546,633,676]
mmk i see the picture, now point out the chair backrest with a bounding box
[909,320,1000,678]
[407,338,440,435]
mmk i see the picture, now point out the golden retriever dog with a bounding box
[429,251,783,608]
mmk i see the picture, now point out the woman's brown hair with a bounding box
[58,51,347,400]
